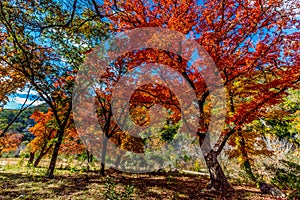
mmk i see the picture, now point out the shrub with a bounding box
[104,176,134,200]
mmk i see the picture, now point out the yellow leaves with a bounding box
[237,156,243,163]
[228,111,234,118]
[233,80,242,87]
[119,132,144,153]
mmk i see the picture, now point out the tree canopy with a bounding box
[0,0,299,193]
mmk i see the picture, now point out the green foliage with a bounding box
[77,151,97,163]
[0,104,48,136]
[160,123,180,142]
[241,160,256,181]
[265,160,300,198]
[0,151,15,158]
[104,176,134,200]
[251,89,300,146]
[69,166,77,174]
[193,160,202,172]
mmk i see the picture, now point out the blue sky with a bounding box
[4,87,44,110]
[3,0,298,110]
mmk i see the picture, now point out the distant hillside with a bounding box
[0,104,48,141]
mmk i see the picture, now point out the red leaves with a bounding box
[97,0,300,155]
[104,0,198,34]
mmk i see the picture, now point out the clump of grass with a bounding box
[104,176,134,200]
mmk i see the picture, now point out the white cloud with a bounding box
[283,0,300,19]
[16,88,38,96]
[13,97,44,107]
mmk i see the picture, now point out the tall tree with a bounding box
[27,109,57,167]
[0,0,108,177]
[90,0,300,191]
[28,108,84,167]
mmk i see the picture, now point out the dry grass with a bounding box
[0,158,291,200]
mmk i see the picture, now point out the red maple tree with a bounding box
[87,0,300,190]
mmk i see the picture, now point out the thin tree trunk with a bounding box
[34,145,53,167]
[86,149,93,163]
[27,152,35,166]
[46,130,64,178]
[238,131,256,181]
[230,94,255,179]
[89,154,93,163]
[100,136,108,176]
[204,151,233,191]
[87,150,93,163]
[86,149,93,172]
[100,163,105,176]
[115,153,122,169]
[86,149,91,163]
[34,153,44,167]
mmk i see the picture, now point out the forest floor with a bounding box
[0,158,293,200]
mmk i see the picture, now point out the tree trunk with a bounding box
[34,153,44,167]
[46,130,64,178]
[27,152,35,166]
[89,154,93,163]
[34,145,53,167]
[85,149,93,172]
[86,149,93,163]
[238,131,256,181]
[204,151,233,191]
[86,149,90,163]
[115,153,122,169]
[100,136,108,176]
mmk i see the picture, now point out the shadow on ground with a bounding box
[0,169,276,200]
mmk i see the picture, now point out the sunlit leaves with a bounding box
[28,108,84,156]
[99,0,300,157]
[0,132,23,155]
